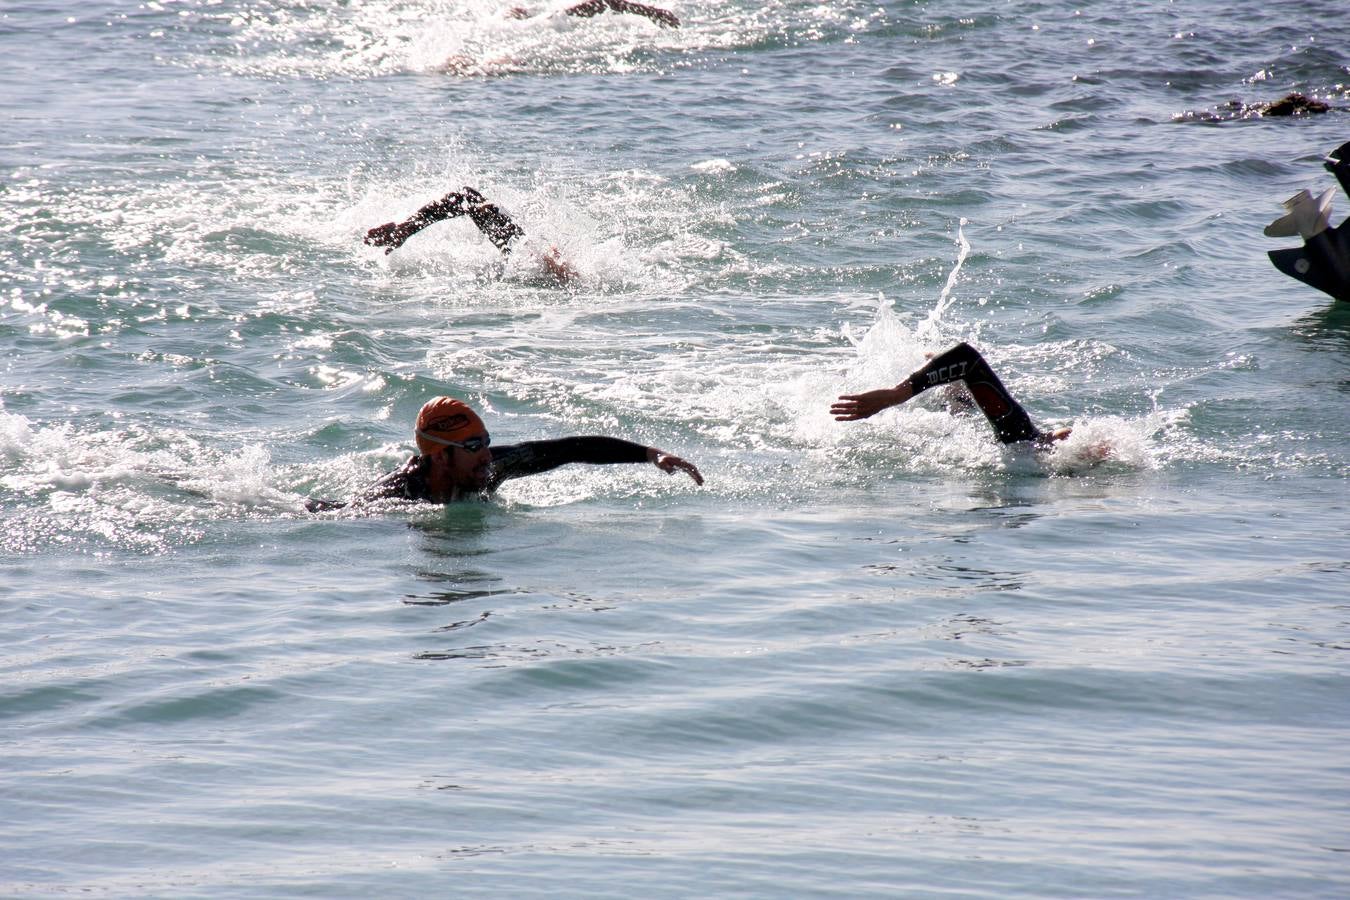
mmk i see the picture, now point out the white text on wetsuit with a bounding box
[926,361,967,385]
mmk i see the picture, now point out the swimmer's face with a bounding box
[445,431,494,490]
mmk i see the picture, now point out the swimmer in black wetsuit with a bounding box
[510,1,679,28]
[439,3,678,75]
[830,342,1072,447]
[306,396,702,512]
[365,187,577,284]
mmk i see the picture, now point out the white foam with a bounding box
[179,444,297,510]
[691,159,736,174]
[174,1,867,79]
[1041,415,1160,475]
[0,406,335,550]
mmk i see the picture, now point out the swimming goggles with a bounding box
[416,429,491,453]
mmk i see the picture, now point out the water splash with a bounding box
[0,409,314,554]
[915,217,970,343]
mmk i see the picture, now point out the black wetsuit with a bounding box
[563,0,680,27]
[463,188,525,253]
[306,436,650,511]
[378,187,526,257]
[906,343,1043,444]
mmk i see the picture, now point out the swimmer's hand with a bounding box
[831,383,914,421]
[647,447,703,485]
[364,221,414,253]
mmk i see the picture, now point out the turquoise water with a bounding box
[2,1,1348,895]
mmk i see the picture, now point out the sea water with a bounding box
[2,1,1347,896]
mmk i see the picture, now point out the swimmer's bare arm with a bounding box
[831,383,914,421]
[365,191,467,253]
[565,0,680,27]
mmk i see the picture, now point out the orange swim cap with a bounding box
[414,396,487,455]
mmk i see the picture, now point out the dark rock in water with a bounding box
[1187,92,1337,122]
[1256,92,1330,117]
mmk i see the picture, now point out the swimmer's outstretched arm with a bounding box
[830,382,914,421]
[366,186,579,283]
[365,191,468,253]
[832,343,1005,419]
[564,0,680,28]
[487,436,702,489]
[365,186,530,257]
[832,342,1048,445]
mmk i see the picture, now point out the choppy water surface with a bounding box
[2,1,1348,896]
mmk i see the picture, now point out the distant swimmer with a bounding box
[831,342,1073,448]
[510,1,679,28]
[439,2,679,74]
[364,186,577,284]
[306,396,702,511]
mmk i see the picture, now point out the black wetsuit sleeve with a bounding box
[487,436,649,489]
[410,192,466,231]
[905,343,1043,444]
[463,187,526,254]
[564,0,607,16]
[565,0,680,26]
